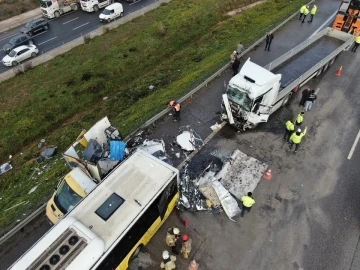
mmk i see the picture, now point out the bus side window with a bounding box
[158,180,178,219]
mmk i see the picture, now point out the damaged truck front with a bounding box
[221,27,353,130]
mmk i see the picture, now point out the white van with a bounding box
[99,3,123,23]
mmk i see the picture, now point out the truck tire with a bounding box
[54,11,60,18]
[93,5,99,12]
[315,66,323,77]
[71,4,78,11]
[130,244,143,260]
[282,92,292,106]
[323,62,330,72]
[329,56,336,67]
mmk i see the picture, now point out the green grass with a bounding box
[0,0,307,234]
[0,0,39,21]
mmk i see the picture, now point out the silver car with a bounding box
[2,45,39,67]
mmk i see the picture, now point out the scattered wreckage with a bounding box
[177,149,267,221]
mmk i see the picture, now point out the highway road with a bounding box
[0,0,156,73]
[0,0,355,269]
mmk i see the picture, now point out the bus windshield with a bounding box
[226,85,252,112]
[53,181,83,214]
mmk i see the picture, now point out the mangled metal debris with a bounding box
[176,126,204,151]
[41,146,57,159]
[0,162,12,175]
[177,149,268,221]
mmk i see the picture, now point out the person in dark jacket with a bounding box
[232,57,241,76]
[265,32,274,51]
[299,88,310,106]
[304,90,317,111]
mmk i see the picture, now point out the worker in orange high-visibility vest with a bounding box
[169,100,181,122]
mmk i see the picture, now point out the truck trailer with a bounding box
[221,27,354,130]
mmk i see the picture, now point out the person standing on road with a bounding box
[289,127,307,153]
[180,234,192,259]
[299,4,307,20]
[166,227,181,247]
[264,32,274,51]
[236,41,244,56]
[230,50,237,63]
[241,192,255,217]
[351,34,360,52]
[169,100,181,122]
[283,120,295,143]
[232,57,241,76]
[160,250,177,270]
[299,87,310,106]
[295,111,305,126]
[308,5,317,23]
[304,90,317,111]
[301,6,310,23]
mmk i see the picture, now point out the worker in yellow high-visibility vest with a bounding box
[299,5,307,20]
[289,127,307,153]
[301,5,310,23]
[351,34,360,52]
[308,5,317,23]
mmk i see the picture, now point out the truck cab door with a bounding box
[247,103,272,124]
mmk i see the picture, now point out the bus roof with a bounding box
[9,150,178,270]
[67,149,178,250]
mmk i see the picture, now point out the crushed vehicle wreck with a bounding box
[177,149,267,221]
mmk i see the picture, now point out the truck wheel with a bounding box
[54,11,60,18]
[323,62,330,72]
[71,4,78,11]
[282,92,292,106]
[329,56,336,67]
[93,5,99,12]
[315,66,323,77]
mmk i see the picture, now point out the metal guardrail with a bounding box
[0,1,313,246]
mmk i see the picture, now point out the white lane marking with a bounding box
[63,17,79,25]
[0,32,19,42]
[315,88,320,94]
[73,22,89,30]
[38,36,57,46]
[309,10,338,38]
[129,0,141,5]
[33,31,48,38]
[347,129,360,160]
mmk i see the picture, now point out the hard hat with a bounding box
[162,250,170,260]
[173,227,180,235]
[182,234,189,241]
[297,128,301,132]
[233,51,236,54]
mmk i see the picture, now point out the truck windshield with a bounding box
[40,0,52,8]
[53,181,83,214]
[226,85,252,112]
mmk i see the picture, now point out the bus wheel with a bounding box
[329,56,336,67]
[130,244,143,260]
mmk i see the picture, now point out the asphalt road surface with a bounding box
[0,0,156,73]
[1,0,356,269]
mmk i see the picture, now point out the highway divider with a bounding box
[0,0,313,246]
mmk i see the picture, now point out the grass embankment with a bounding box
[0,0,39,21]
[0,0,307,233]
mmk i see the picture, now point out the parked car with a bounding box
[20,18,49,36]
[2,45,39,67]
[3,34,34,54]
[99,3,123,23]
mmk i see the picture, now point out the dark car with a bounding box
[3,34,34,54]
[20,18,49,36]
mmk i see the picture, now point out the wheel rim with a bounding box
[31,52,36,57]
[44,25,48,30]
[55,11,60,17]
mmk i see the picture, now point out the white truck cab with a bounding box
[222,58,281,129]
[80,0,113,12]
[99,2,123,22]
